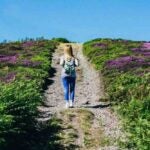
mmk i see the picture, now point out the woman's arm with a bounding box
[60,56,64,66]
[75,58,79,67]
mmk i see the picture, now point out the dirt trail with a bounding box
[38,43,126,150]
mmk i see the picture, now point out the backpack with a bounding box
[63,57,75,75]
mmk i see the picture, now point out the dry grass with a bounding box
[59,108,110,149]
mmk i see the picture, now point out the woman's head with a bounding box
[64,45,74,58]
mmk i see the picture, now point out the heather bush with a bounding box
[83,38,150,149]
[0,39,57,149]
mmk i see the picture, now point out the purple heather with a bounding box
[22,41,35,48]
[106,56,146,69]
[93,43,107,49]
[21,59,41,67]
[0,72,16,83]
[0,54,19,64]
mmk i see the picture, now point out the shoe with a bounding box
[65,102,69,109]
[69,100,74,108]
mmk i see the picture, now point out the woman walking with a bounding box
[60,45,79,108]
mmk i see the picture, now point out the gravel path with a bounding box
[38,43,126,149]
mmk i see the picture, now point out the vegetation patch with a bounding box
[51,38,70,43]
[83,38,150,150]
[0,38,58,150]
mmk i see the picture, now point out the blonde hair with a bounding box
[64,45,74,59]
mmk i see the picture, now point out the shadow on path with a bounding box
[48,67,57,78]
[42,67,57,91]
[80,103,111,109]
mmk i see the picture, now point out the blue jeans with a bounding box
[61,76,76,102]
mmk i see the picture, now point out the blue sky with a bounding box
[0,0,150,42]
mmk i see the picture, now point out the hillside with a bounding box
[0,39,57,149]
[83,38,150,149]
[0,38,149,150]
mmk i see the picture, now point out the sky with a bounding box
[0,0,150,42]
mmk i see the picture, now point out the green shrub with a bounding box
[52,37,70,43]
